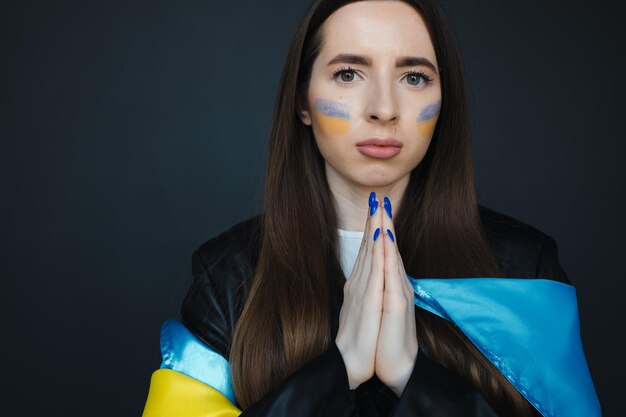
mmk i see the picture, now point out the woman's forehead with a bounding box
[319,1,436,62]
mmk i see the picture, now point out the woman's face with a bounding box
[299,1,441,189]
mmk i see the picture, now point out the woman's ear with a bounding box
[299,108,312,125]
[296,95,312,126]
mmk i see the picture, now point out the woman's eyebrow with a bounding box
[327,53,437,73]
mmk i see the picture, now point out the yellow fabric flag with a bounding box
[142,369,242,417]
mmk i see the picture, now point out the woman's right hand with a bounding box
[335,192,385,390]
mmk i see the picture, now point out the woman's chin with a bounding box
[353,171,410,190]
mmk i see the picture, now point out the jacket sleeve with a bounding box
[386,348,501,417]
[143,249,358,417]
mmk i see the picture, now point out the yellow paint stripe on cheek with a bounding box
[318,114,350,135]
[417,117,438,138]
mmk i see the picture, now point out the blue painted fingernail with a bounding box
[374,227,381,241]
[383,196,392,219]
[369,191,378,216]
[387,228,395,242]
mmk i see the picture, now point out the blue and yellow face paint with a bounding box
[416,100,441,137]
[314,98,350,135]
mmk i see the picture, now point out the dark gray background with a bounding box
[1,0,623,415]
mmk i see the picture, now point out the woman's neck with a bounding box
[326,163,409,231]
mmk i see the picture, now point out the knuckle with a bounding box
[404,284,414,299]
[396,298,409,310]
[386,295,408,312]
[371,261,384,274]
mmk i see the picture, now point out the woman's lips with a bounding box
[356,138,403,159]
[356,145,402,159]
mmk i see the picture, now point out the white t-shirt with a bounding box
[338,228,364,278]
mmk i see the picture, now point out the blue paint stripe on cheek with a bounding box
[417,101,441,121]
[315,98,350,119]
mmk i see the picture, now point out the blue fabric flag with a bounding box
[159,319,236,403]
[409,277,600,417]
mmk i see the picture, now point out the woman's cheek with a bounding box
[314,98,350,135]
[416,100,441,138]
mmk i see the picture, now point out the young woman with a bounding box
[142,1,600,416]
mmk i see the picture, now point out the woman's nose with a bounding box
[366,81,399,124]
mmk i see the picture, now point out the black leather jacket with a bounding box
[179,205,570,416]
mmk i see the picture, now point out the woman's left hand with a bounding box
[375,197,419,397]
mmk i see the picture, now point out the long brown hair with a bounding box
[230,1,539,415]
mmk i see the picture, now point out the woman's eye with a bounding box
[404,71,433,87]
[339,71,356,82]
[333,68,361,84]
